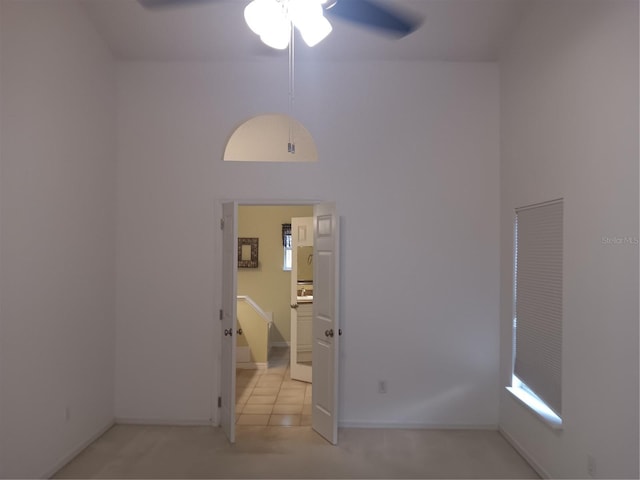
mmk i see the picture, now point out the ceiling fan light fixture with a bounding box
[289,0,332,47]
[243,0,271,36]
[244,0,291,49]
[261,18,291,50]
[288,0,321,26]
[244,0,333,49]
[299,15,332,47]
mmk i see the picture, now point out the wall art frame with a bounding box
[238,237,259,268]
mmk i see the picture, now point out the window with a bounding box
[508,199,563,428]
[282,223,292,271]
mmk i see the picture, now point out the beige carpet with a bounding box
[54,424,539,479]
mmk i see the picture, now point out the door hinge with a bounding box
[219,309,224,321]
[218,396,222,408]
[220,218,225,230]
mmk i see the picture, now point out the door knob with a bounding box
[236,328,243,335]
[325,329,334,338]
[224,328,233,337]
[290,304,299,309]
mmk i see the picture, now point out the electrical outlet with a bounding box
[587,454,596,478]
[378,380,387,394]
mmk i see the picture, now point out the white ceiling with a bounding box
[81,0,532,62]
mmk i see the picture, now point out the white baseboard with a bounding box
[43,418,114,479]
[499,426,550,479]
[339,421,498,430]
[236,362,268,370]
[115,417,213,426]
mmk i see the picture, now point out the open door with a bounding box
[220,202,237,443]
[290,217,314,383]
[311,202,340,444]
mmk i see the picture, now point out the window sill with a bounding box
[506,386,563,431]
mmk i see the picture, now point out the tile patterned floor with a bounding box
[236,347,312,427]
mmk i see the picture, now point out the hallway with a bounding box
[236,347,312,427]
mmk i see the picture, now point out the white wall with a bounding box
[0,1,116,477]
[115,60,501,427]
[499,1,639,478]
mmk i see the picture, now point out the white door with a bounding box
[220,202,237,443]
[290,217,314,383]
[311,203,340,444]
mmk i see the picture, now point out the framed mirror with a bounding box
[297,245,314,283]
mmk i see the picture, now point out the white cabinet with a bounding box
[296,303,313,364]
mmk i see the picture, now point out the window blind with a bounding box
[514,199,563,416]
[282,224,292,247]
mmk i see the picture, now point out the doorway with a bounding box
[237,205,313,429]
[219,201,340,445]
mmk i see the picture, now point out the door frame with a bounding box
[216,199,334,434]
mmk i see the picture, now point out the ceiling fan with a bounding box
[138,0,422,50]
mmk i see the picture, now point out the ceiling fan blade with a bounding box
[325,0,421,37]
[138,0,223,9]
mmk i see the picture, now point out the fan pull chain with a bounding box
[288,20,296,154]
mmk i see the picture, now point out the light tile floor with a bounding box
[236,347,312,427]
